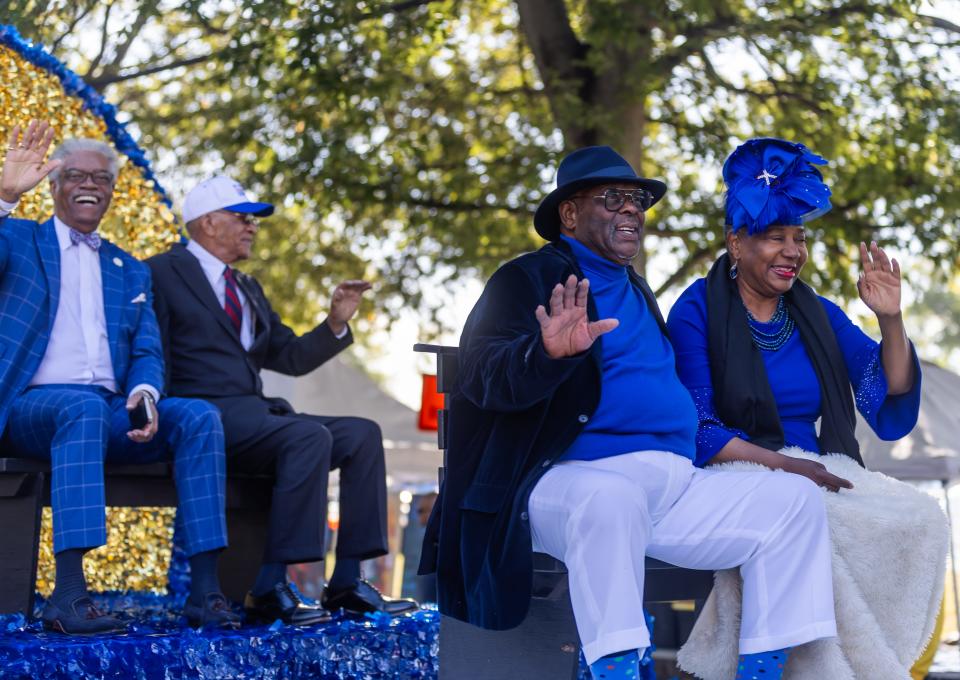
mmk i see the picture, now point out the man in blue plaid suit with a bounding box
[0,120,236,634]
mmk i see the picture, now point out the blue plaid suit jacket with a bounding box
[0,216,164,433]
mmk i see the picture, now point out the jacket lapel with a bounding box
[98,243,123,368]
[35,218,61,331]
[170,245,244,344]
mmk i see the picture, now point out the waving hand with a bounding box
[0,120,62,204]
[857,241,901,319]
[535,275,619,359]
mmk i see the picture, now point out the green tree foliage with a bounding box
[5,0,958,334]
[907,278,960,367]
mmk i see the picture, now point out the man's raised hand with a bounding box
[0,120,62,204]
[535,275,618,359]
[327,280,372,335]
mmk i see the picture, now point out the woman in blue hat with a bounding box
[667,138,947,678]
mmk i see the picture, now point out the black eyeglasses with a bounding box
[222,211,259,225]
[61,169,115,186]
[588,188,655,212]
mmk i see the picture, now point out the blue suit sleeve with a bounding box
[458,261,588,413]
[666,279,749,466]
[0,216,10,274]
[820,297,921,440]
[127,266,165,396]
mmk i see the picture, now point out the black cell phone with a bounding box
[129,399,151,430]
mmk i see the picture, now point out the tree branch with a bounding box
[657,1,880,74]
[382,0,435,12]
[918,13,960,35]
[86,50,234,87]
[86,1,114,76]
[50,4,95,53]
[403,196,529,215]
[112,2,153,67]
[654,242,720,296]
[362,0,436,19]
[701,51,827,113]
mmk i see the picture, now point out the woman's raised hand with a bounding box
[857,241,902,319]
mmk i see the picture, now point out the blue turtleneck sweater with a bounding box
[560,236,698,461]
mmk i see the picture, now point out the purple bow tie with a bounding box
[69,229,102,250]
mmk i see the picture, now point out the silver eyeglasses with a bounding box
[588,188,655,212]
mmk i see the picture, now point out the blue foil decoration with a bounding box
[0,593,662,678]
[0,23,173,210]
[0,593,441,679]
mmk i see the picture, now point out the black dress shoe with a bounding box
[41,596,127,635]
[184,592,241,629]
[244,582,332,626]
[322,579,419,616]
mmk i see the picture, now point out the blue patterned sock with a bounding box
[589,649,640,679]
[736,648,790,680]
[51,548,89,607]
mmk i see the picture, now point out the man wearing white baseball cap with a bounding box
[148,175,417,624]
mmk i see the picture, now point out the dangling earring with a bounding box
[729,261,739,280]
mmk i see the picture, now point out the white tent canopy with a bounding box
[858,361,960,483]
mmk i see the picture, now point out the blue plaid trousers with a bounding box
[4,385,227,556]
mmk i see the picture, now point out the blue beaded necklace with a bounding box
[744,296,795,351]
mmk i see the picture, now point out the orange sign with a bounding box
[418,374,442,431]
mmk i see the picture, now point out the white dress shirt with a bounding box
[187,239,257,351]
[0,198,158,402]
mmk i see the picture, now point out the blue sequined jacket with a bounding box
[667,277,922,467]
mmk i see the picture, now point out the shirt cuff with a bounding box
[0,196,17,217]
[332,323,349,340]
[129,384,160,404]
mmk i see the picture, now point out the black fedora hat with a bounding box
[533,146,667,240]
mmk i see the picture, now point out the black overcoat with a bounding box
[419,239,669,630]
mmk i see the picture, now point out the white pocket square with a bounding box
[131,293,147,304]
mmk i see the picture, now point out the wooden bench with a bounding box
[0,457,272,615]
[414,343,714,680]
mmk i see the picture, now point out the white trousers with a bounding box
[528,450,837,664]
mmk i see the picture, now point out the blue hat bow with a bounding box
[723,138,832,234]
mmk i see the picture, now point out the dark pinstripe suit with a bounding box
[148,243,387,564]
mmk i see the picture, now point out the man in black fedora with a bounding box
[419,146,836,680]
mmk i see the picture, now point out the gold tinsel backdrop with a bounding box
[1,38,181,594]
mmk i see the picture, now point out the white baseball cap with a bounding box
[182,175,274,223]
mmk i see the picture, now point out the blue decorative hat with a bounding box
[534,146,667,240]
[723,137,832,234]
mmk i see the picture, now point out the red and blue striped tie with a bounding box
[223,266,243,334]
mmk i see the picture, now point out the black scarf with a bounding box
[705,253,863,465]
